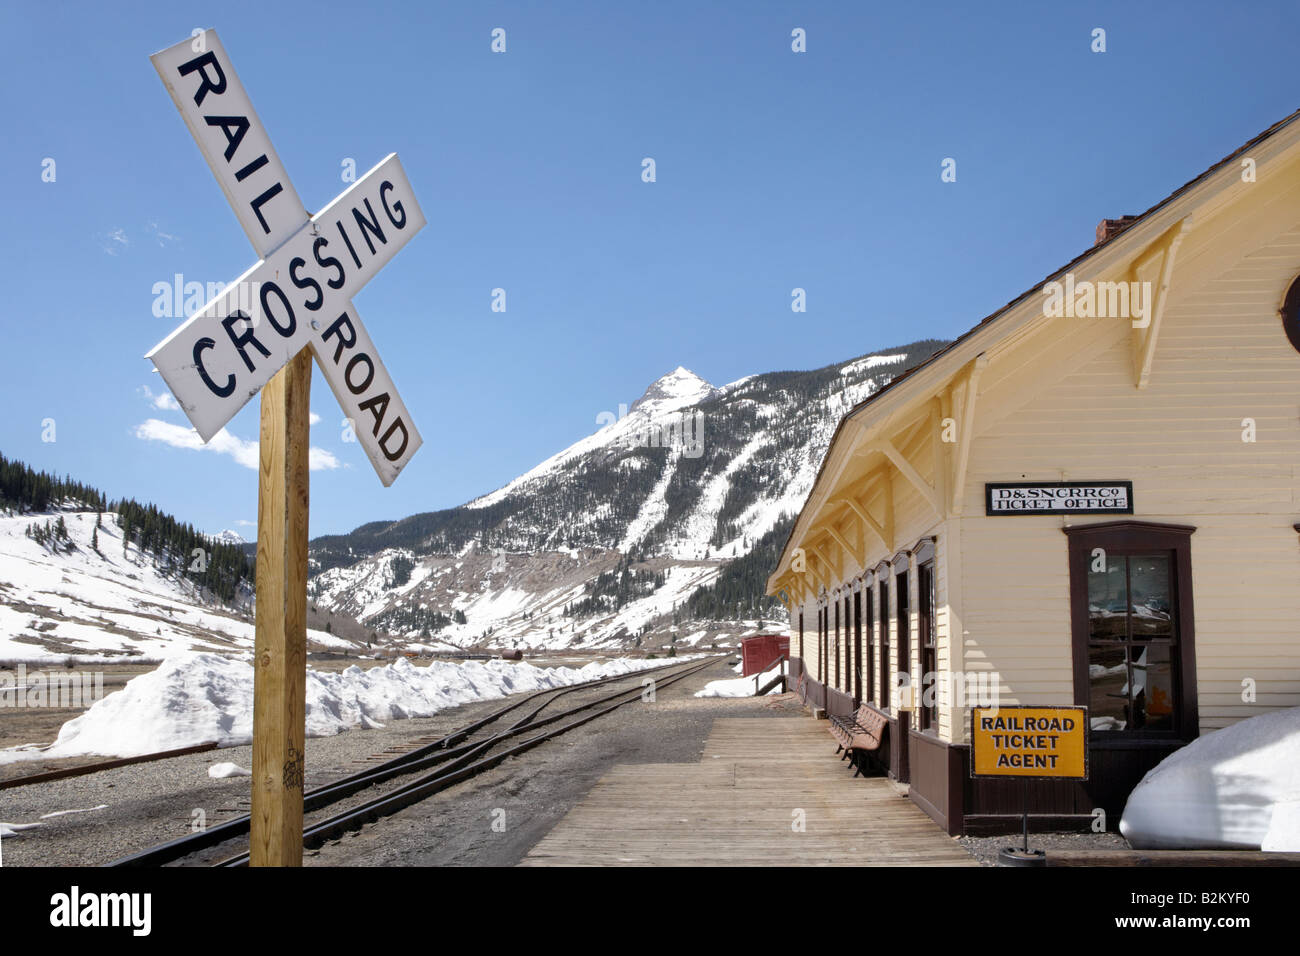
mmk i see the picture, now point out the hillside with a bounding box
[0,456,364,664]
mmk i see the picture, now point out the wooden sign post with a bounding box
[252,350,311,865]
[146,29,425,865]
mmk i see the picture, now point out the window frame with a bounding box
[1064,520,1199,742]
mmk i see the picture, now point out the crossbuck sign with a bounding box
[145,29,427,867]
[147,29,424,486]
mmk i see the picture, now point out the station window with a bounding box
[843,594,852,693]
[865,583,876,703]
[896,566,910,712]
[878,572,891,711]
[1065,522,1198,739]
[919,561,936,731]
[818,606,825,685]
[852,590,863,703]
[814,606,819,684]
[833,600,841,689]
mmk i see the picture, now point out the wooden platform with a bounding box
[520,717,977,866]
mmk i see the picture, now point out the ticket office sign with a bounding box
[971,706,1088,780]
[985,481,1133,516]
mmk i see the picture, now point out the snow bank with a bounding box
[0,652,695,763]
[1120,707,1300,850]
[695,662,786,698]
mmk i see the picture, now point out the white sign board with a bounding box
[984,482,1134,516]
[146,30,424,486]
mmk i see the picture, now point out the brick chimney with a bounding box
[1095,215,1139,246]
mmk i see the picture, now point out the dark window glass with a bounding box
[1087,558,1128,642]
[833,601,841,689]
[866,587,875,703]
[1088,644,1128,730]
[896,568,910,711]
[853,591,862,703]
[920,562,936,731]
[820,607,827,684]
[879,577,890,710]
[1085,552,1177,733]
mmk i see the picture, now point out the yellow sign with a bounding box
[971,706,1088,779]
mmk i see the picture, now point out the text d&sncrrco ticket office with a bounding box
[767,108,1300,834]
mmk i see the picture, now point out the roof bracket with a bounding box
[874,438,943,519]
[1131,216,1193,389]
[948,353,988,515]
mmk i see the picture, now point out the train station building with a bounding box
[767,109,1300,835]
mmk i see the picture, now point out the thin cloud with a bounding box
[134,419,341,472]
[101,228,129,256]
[309,447,341,470]
[138,384,181,412]
[309,412,321,426]
[146,220,180,246]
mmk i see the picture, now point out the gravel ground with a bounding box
[0,656,748,866]
[958,830,1132,866]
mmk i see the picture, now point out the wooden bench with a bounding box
[827,703,889,777]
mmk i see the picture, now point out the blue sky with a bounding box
[1,1,1297,538]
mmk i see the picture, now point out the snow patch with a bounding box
[695,661,787,698]
[208,762,251,779]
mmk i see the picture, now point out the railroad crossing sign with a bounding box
[146,29,426,866]
[147,30,424,487]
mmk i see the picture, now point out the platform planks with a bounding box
[520,717,977,866]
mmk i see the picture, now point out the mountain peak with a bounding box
[630,366,716,415]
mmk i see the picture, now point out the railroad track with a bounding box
[107,655,722,867]
[0,742,220,791]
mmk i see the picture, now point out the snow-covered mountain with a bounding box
[211,529,246,546]
[308,340,947,651]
